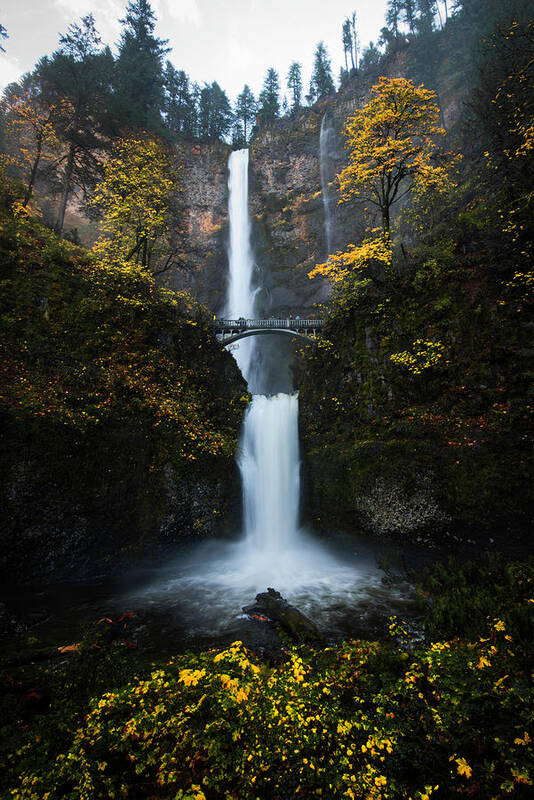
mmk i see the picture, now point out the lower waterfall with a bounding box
[240,393,300,555]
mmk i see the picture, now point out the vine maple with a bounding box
[338,76,450,234]
[90,137,180,273]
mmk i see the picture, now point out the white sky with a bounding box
[0,0,389,102]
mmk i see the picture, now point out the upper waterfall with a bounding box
[226,149,256,382]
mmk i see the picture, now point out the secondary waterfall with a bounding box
[227,148,301,554]
[320,114,336,256]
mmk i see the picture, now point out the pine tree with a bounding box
[402,0,418,34]
[257,68,280,124]
[359,41,382,73]
[235,84,256,144]
[164,61,194,139]
[231,121,245,149]
[114,0,169,132]
[417,0,438,30]
[38,14,113,234]
[386,0,403,38]
[287,62,302,112]
[342,19,353,70]
[198,82,232,141]
[309,42,335,102]
[350,12,359,69]
[0,22,8,52]
[189,81,201,138]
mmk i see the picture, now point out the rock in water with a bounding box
[243,588,324,642]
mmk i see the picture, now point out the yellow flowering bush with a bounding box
[7,559,534,800]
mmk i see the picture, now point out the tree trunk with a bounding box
[55,143,74,236]
[381,204,390,236]
[23,134,43,208]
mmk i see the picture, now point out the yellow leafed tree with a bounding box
[338,76,450,235]
[2,91,69,208]
[90,137,180,273]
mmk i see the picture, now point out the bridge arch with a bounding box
[213,318,324,346]
[220,328,314,346]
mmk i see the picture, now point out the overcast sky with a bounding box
[0,0,389,102]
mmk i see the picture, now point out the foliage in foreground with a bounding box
[3,559,533,800]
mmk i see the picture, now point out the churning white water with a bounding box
[320,114,336,256]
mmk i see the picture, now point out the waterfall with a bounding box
[226,149,256,382]
[240,393,300,554]
[226,149,301,556]
[125,147,412,640]
[320,114,336,256]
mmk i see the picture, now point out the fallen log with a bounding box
[243,588,324,643]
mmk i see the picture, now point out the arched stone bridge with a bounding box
[213,317,324,345]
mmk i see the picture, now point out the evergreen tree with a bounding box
[359,41,382,73]
[309,42,335,102]
[164,61,194,139]
[198,82,232,141]
[235,84,256,143]
[402,0,418,34]
[350,12,359,69]
[38,15,113,234]
[417,0,438,30]
[287,62,302,112]
[114,0,169,132]
[189,81,201,138]
[0,22,8,52]
[379,26,397,51]
[257,68,280,124]
[386,0,403,38]
[342,19,353,70]
[231,121,245,149]
[339,66,350,87]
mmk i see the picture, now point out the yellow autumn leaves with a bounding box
[90,137,179,270]
[338,76,451,233]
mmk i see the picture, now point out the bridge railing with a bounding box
[214,318,324,329]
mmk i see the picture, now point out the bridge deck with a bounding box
[213,318,323,344]
[213,318,323,330]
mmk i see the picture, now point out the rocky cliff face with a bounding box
[57,47,465,321]
[163,48,465,318]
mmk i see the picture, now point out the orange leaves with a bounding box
[455,757,473,779]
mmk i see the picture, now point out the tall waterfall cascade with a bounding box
[226,149,301,555]
[320,114,336,256]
